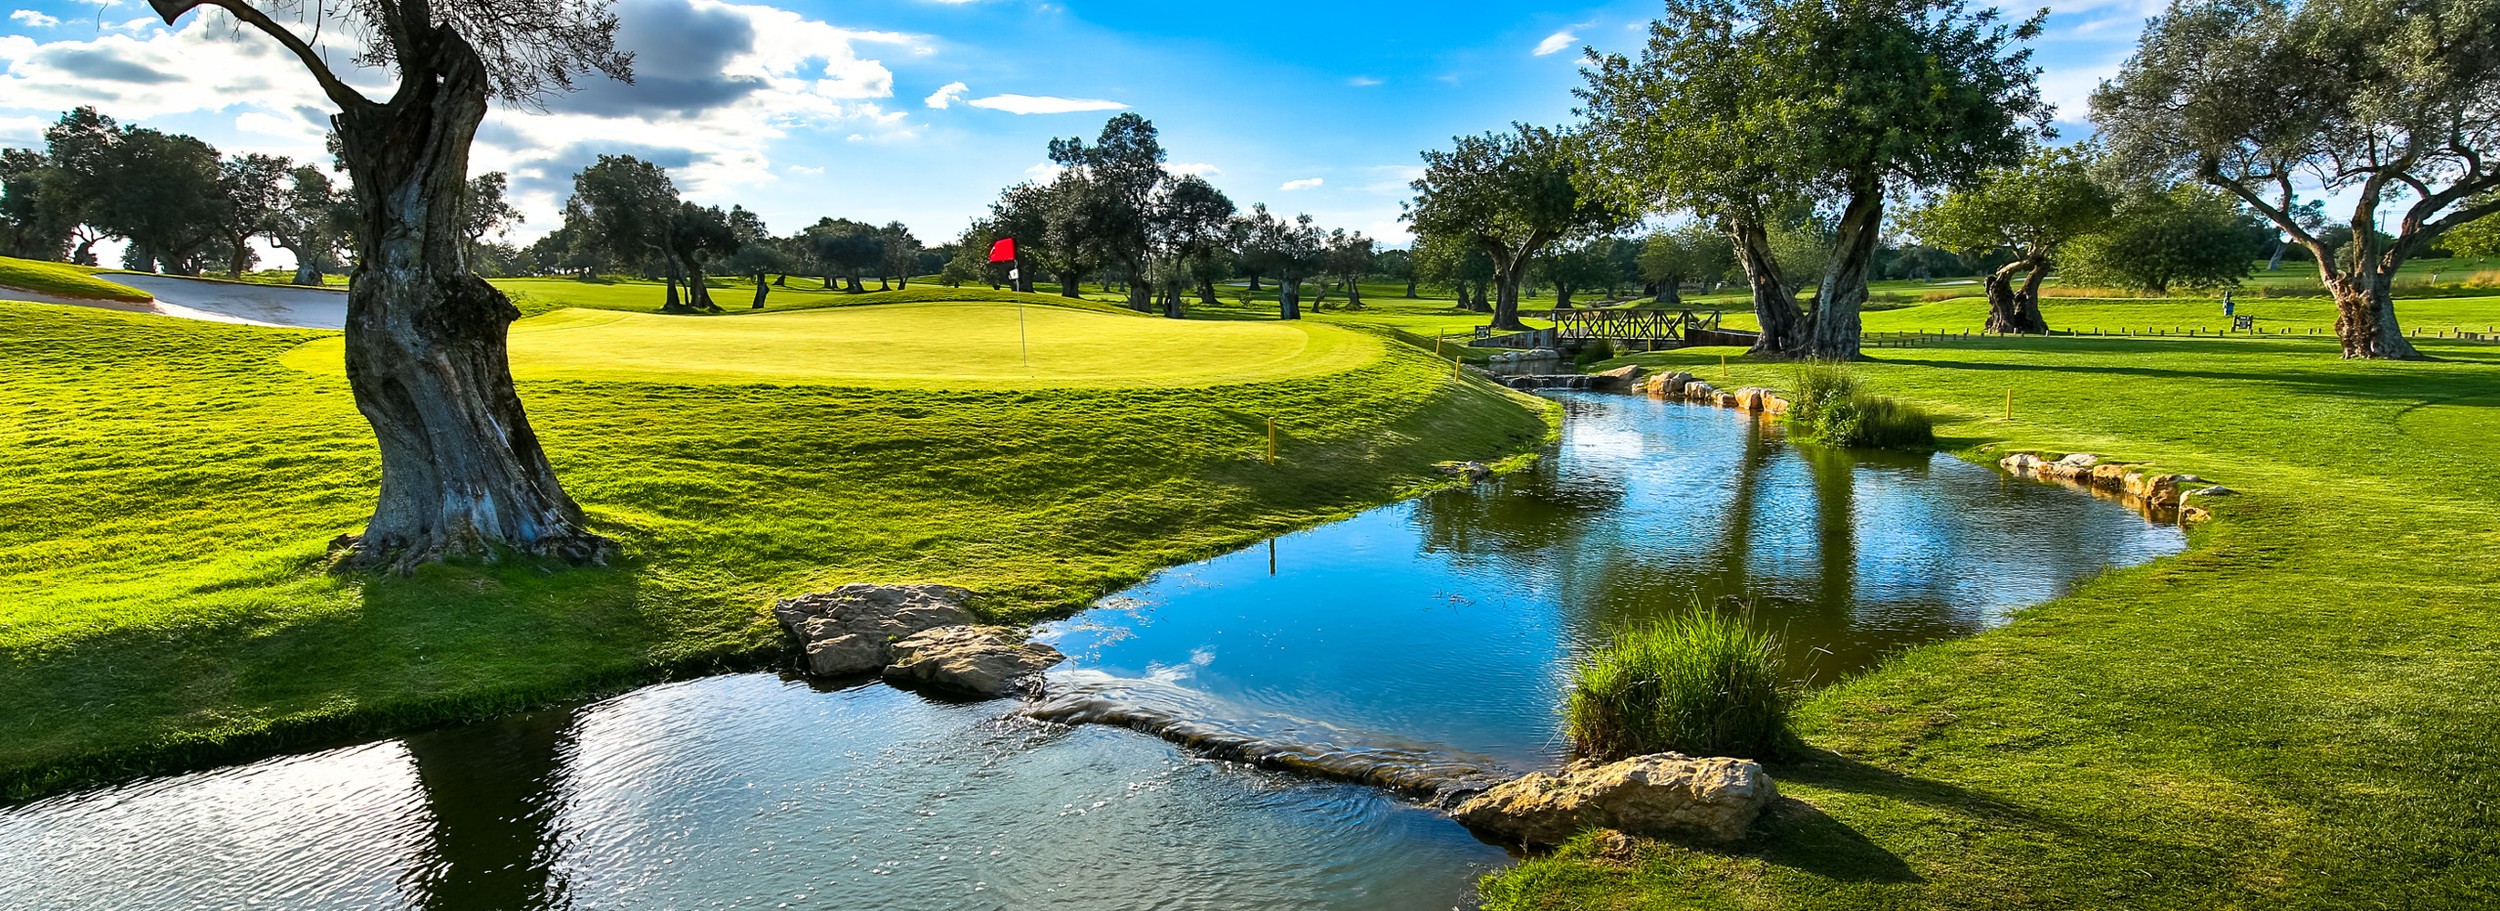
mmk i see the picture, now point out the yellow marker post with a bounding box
[1720,354,1728,377]
[1454,355,1464,381]
[1267,418,1278,464]
[2005,389,2014,420]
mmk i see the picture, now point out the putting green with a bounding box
[281,301,1385,388]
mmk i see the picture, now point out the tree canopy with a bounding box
[2092,0,2500,357]
[1406,124,1629,331]
[1904,145,2118,332]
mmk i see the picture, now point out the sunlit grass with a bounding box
[0,296,1554,796]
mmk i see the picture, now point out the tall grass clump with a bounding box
[1565,611,1792,761]
[1786,362,1936,449]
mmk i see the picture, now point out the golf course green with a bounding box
[280,300,1381,387]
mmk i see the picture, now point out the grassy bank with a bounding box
[1483,334,2500,908]
[0,255,151,302]
[0,296,1553,798]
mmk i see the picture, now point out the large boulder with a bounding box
[1452,753,1778,845]
[883,625,1065,697]
[1592,364,1644,390]
[774,584,976,677]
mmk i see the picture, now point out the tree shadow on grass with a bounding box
[1730,795,1925,884]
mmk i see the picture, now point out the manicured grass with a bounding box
[1484,334,2500,908]
[489,276,1135,316]
[1697,294,2500,338]
[0,297,1554,797]
[0,255,151,302]
[279,302,1381,388]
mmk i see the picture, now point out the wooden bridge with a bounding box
[1470,308,1729,350]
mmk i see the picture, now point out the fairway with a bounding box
[280,301,1384,388]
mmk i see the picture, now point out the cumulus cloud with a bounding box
[1023,160,1067,181]
[1281,177,1323,191]
[924,80,968,109]
[967,93,1128,115]
[1167,162,1221,178]
[10,11,61,27]
[1533,31,1576,56]
[0,0,942,237]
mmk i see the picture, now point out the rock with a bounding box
[1645,371,1693,397]
[2187,485,2235,497]
[1592,364,1644,390]
[2001,452,2045,474]
[883,625,1065,698]
[1681,381,1718,401]
[1761,395,1791,416]
[1715,391,1741,408]
[774,584,977,677]
[2091,464,2132,489]
[1452,752,1778,846]
[1733,387,1772,412]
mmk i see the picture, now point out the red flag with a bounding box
[988,237,1017,263]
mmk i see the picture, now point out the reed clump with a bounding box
[1565,611,1792,761]
[1787,363,1936,449]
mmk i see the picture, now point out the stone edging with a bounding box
[1998,452,2235,522]
[1639,370,1793,415]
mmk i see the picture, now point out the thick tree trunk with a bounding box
[1346,280,1362,309]
[2328,272,2423,359]
[228,235,250,279]
[1982,258,2048,334]
[2014,263,2050,334]
[2267,241,2288,271]
[1279,278,1301,320]
[1404,278,1417,298]
[333,27,604,571]
[1728,219,1803,356]
[1490,268,1526,332]
[1553,286,1574,310]
[1246,273,1261,292]
[1196,273,1219,306]
[1805,183,1883,360]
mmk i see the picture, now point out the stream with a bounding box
[0,392,2185,910]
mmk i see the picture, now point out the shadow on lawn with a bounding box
[1733,745,2095,884]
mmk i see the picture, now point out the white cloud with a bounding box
[788,164,824,175]
[1168,161,1221,177]
[1023,161,1067,182]
[1533,31,1576,56]
[967,93,1128,115]
[10,11,61,27]
[924,80,968,109]
[1347,75,1382,87]
[1281,177,1323,191]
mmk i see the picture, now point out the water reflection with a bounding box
[0,392,2181,911]
[400,707,577,909]
[1045,393,2186,765]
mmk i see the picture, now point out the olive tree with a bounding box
[1581,0,2049,358]
[1405,124,1629,331]
[1903,146,2117,333]
[146,0,630,568]
[2093,0,2500,359]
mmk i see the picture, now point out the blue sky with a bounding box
[0,0,2165,255]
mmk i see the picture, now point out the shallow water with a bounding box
[0,393,2183,910]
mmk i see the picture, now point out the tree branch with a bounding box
[147,0,374,110]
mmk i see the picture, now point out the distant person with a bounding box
[2222,291,2234,317]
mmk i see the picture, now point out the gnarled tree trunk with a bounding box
[334,27,605,570]
[1727,219,1802,357]
[1804,183,1883,360]
[2327,272,2421,359]
[1983,257,2049,335]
